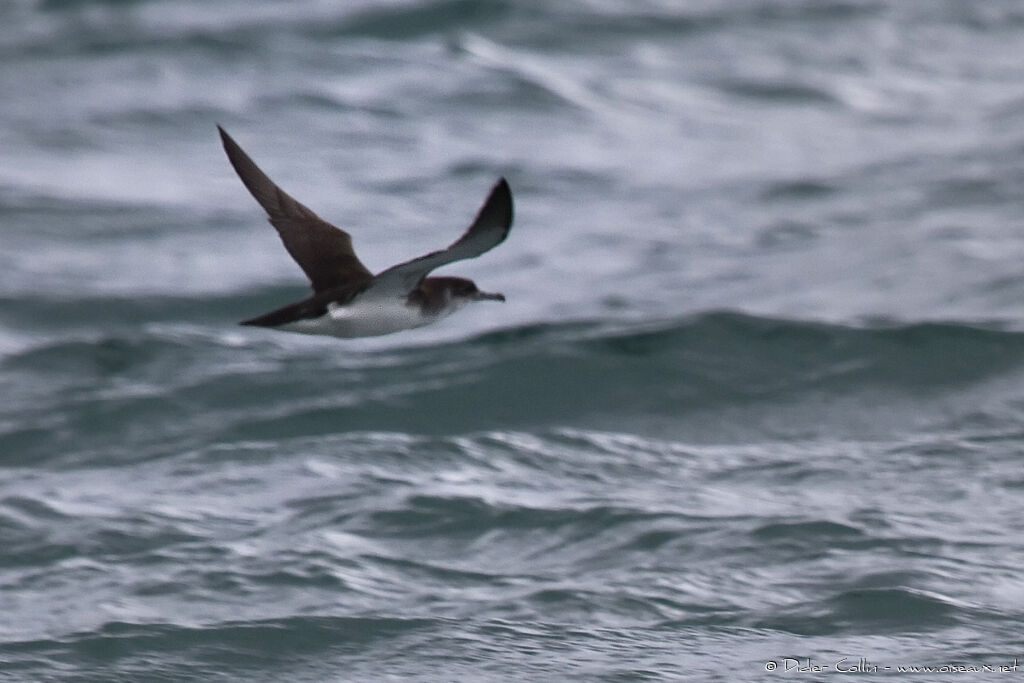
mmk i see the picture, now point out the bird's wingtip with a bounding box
[490,177,513,229]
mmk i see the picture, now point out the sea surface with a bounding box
[4,0,1024,680]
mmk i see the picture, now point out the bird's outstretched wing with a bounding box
[368,178,513,296]
[218,125,373,294]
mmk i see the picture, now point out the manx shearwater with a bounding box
[218,125,513,338]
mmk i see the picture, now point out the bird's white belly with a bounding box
[279,298,434,338]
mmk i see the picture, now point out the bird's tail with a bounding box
[240,299,323,328]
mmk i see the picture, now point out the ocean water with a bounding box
[4,0,1024,679]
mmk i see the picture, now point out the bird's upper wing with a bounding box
[367,178,513,297]
[218,125,373,294]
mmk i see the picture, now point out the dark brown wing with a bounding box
[369,178,513,296]
[218,125,373,293]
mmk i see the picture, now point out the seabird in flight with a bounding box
[217,125,512,338]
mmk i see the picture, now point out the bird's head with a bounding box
[414,276,505,315]
[445,277,505,303]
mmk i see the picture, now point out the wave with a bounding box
[5,306,1024,453]
[753,587,961,636]
[0,616,439,682]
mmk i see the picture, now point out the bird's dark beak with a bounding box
[476,291,505,302]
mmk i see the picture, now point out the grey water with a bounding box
[4,0,1024,680]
